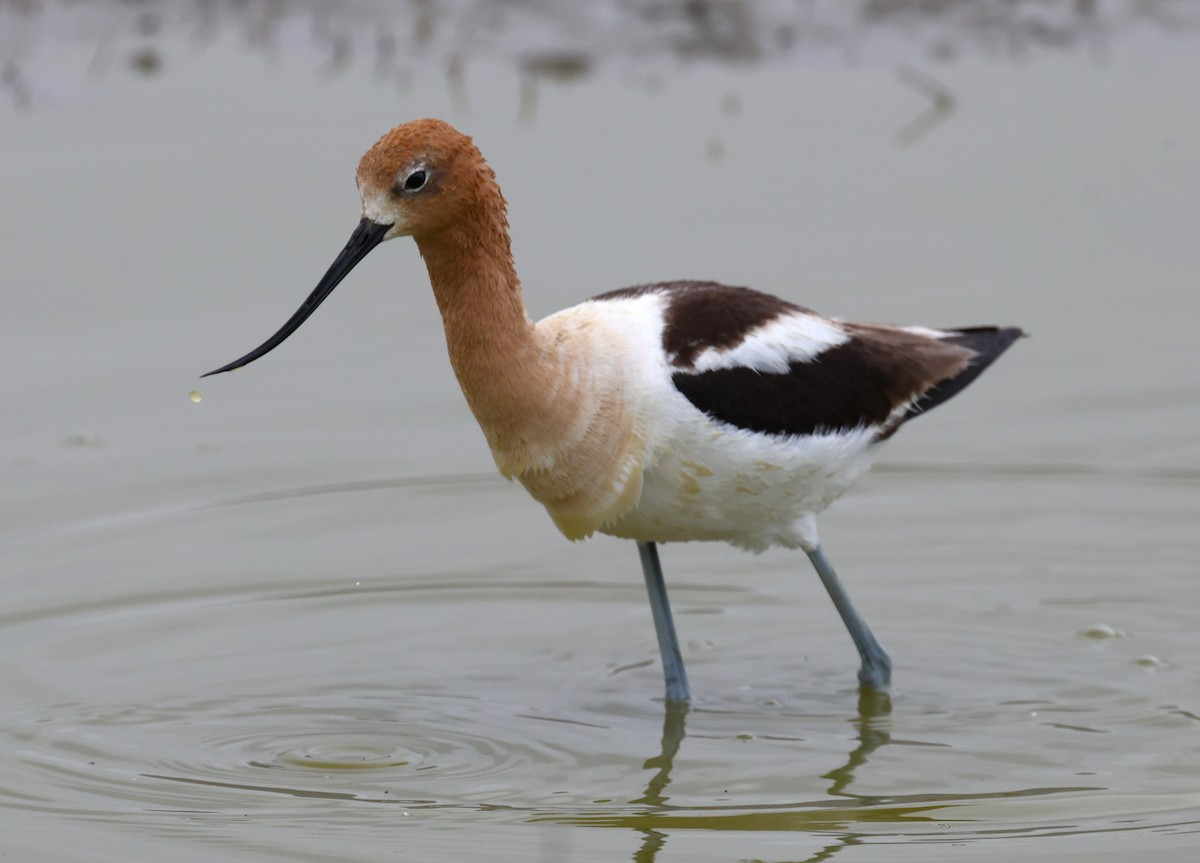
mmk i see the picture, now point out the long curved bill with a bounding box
[202,218,392,377]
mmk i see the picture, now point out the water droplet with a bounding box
[1132,655,1169,670]
[1079,623,1128,640]
[189,390,203,404]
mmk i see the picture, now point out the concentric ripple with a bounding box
[6,688,603,819]
[0,553,634,823]
[270,737,420,771]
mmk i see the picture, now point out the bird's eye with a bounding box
[404,170,428,192]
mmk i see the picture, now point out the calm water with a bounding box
[2,3,1199,861]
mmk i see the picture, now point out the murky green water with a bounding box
[2,3,1199,860]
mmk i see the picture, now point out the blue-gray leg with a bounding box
[806,546,892,691]
[637,542,691,702]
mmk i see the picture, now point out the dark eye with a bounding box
[404,170,427,191]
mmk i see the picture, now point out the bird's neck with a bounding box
[414,206,564,475]
[414,196,651,541]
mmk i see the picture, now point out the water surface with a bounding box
[2,3,1199,860]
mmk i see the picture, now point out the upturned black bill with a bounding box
[202,218,392,377]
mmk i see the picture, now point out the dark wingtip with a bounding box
[900,325,1024,424]
[946,325,1026,354]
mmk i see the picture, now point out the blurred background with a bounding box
[2,2,1199,862]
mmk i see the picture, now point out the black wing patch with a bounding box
[673,324,1023,439]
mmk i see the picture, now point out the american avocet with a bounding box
[205,118,1022,702]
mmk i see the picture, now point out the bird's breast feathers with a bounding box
[504,285,880,547]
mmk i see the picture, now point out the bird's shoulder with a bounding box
[588,280,824,369]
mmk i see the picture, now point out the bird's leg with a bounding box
[637,542,691,702]
[806,545,892,691]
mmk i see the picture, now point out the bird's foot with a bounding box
[856,650,893,692]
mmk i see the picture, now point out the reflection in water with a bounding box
[894,64,954,147]
[4,0,1198,111]
[2,57,32,108]
[581,690,1099,860]
[626,692,894,863]
[820,689,892,802]
[630,701,690,863]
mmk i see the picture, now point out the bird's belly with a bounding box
[602,422,879,552]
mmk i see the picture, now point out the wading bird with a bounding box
[205,119,1022,702]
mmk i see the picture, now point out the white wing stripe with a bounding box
[689,312,849,374]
